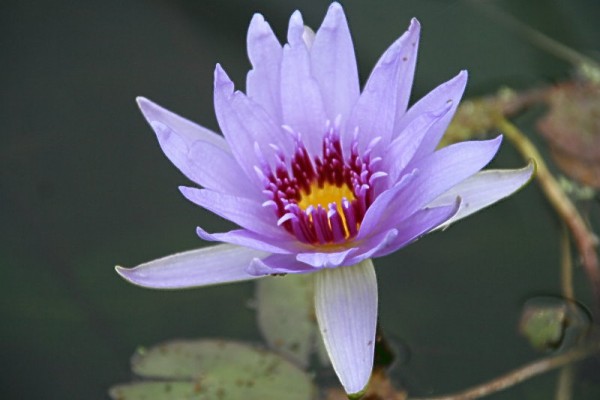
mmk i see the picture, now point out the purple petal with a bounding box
[344,19,420,151]
[396,136,502,219]
[115,244,267,289]
[343,229,398,266]
[246,13,283,123]
[357,170,417,240]
[196,226,304,254]
[137,97,230,152]
[310,2,360,123]
[296,248,355,268]
[214,65,292,181]
[248,254,319,276]
[188,140,260,198]
[281,11,327,156]
[395,70,468,158]
[315,259,378,395]
[373,200,460,258]
[428,163,535,229]
[179,187,281,237]
[138,98,238,188]
[383,104,451,185]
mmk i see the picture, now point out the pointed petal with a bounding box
[344,229,398,266]
[246,13,283,123]
[179,187,280,237]
[214,65,292,181]
[395,70,468,158]
[315,259,378,395]
[188,140,260,197]
[115,244,267,289]
[345,19,420,151]
[429,163,535,229]
[396,136,502,218]
[248,254,319,276]
[196,226,303,254]
[137,97,252,194]
[296,248,355,268]
[373,201,460,258]
[383,104,451,185]
[310,2,360,123]
[137,97,229,152]
[357,170,417,239]
[281,11,327,156]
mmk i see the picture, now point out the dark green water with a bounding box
[2,0,599,398]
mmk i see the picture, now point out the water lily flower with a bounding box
[116,2,533,396]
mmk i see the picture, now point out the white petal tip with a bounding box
[409,17,421,32]
[136,96,150,108]
[214,64,233,89]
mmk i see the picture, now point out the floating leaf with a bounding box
[519,296,591,352]
[255,274,328,367]
[109,339,316,400]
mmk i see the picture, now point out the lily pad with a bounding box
[109,339,316,400]
[518,296,591,352]
[256,274,329,367]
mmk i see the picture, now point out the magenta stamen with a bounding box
[261,128,382,246]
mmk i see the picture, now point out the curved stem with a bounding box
[495,117,600,314]
[409,343,600,400]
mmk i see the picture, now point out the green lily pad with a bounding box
[255,274,329,367]
[109,339,316,400]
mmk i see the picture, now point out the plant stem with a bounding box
[555,226,575,400]
[409,343,600,400]
[495,117,600,314]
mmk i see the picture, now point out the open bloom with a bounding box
[117,2,533,396]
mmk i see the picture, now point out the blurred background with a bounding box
[2,0,599,398]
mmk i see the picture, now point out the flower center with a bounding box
[297,183,356,214]
[260,126,384,246]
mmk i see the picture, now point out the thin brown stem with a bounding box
[555,226,576,400]
[495,117,600,313]
[560,225,576,302]
[408,343,600,400]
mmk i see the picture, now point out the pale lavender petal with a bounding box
[196,226,303,254]
[214,65,292,180]
[373,201,460,258]
[383,105,451,185]
[310,2,360,123]
[296,248,355,268]
[315,259,378,395]
[396,136,502,218]
[246,13,283,123]
[115,244,267,289]
[149,122,254,197]
[428,163,535,230]
[137,97,229,152]
[357,170,417,240]
[248,254,319,276]
[344,19,420,151]
[395,70,468,158]
[281,11,327,156]
[343,229,398,266]
[188,140,260,198]
[179,187,281,237]
[137,98,236,187]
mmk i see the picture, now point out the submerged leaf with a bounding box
[256,274,328,367]
[109,339,316,400]
[519,296,591,352]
